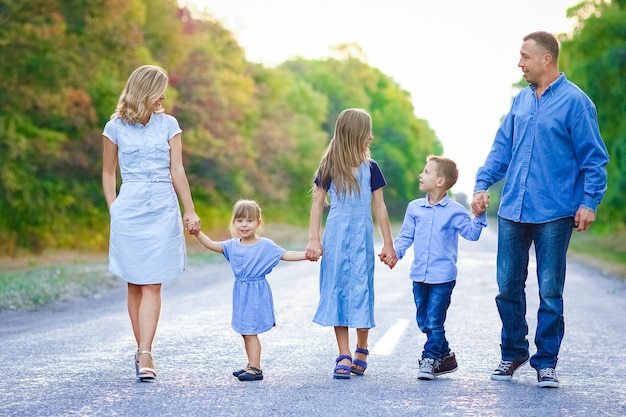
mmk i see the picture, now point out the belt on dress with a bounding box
[123,178,172,183]
[236,275,266,282]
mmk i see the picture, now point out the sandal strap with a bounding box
[245,366,262,375]
[138,367,157,379]
[136,351,154,373]
[355,347,369,355]
[353,359,368,369]
[335,355,352,363]
[334,364,351,373]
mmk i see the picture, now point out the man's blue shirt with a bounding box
[474,73,609,223]
[394,195,487,284]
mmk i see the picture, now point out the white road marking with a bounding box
[371,319,410,356]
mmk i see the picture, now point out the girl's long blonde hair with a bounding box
[229,199,264,237]
[315,108,372,198]
[111,65,168,124]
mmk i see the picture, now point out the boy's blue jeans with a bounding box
[413,280,456,360]
[496,216,574,370]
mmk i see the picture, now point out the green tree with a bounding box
[169,11,258,212]
[247,65,329,221]
[0,0,168,253]
[0,1,446,254]
[281,50,442,218]
[560,0,626,228]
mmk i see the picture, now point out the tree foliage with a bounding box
[280,48,441,217]
[0,0,621,254]
[560,0,626,228]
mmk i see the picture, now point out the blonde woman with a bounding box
[102,65,200,382]
[306,108,397,379]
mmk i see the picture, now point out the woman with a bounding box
[102,65,200,381]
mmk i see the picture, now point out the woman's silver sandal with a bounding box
[136,351,157,382]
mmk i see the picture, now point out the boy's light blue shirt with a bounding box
[474,73,609,223]
[394,194,487,284]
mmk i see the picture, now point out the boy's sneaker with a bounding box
[417,358,436,380]
[537,368,559,388]
[434,352,458,376]
[490,357,529,380]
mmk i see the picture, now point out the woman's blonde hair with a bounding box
[229,199,263,237]
[315,108,372,198]
[111,65,168,124]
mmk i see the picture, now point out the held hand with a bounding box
[574,207,596,232]
[306,241,323,262]
[378,245,398,269]
[471,191,489,216]
[183,212,201,233]
[307,249,322,262]
[472,206,486,217]
[187,222,200,237]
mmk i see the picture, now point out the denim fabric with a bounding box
[474,73,609,222]
[413,280,456,360]
[313,162,377,328]
[496,216,574,369]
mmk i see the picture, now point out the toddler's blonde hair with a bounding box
[229,199,263,237]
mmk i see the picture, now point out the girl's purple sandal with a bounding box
[333,355,352,379]
[351,347,369,375]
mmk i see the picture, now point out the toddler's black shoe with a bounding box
[238,367,263,381]
[233,364,250,377]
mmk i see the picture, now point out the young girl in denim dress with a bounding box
[190,199,317,381]
[306,108,397,379]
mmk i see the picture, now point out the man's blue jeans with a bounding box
[496,216,574,370]
[413,280,456,360]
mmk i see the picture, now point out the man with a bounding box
[472,31,609,388]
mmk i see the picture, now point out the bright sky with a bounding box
[181,0,579,195]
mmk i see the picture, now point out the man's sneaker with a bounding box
[434,352,458,376]
[490,357,529,381]
[417,358,436,380]
[537,368,559,388]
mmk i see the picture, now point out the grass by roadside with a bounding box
[1,224,624,312]
[568,227,626,278]
[0,258,118,311]
[0,224,310,312]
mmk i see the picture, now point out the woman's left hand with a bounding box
[183,211,201,233]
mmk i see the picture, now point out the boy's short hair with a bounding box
[427,155,458,190]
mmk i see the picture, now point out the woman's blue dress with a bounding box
[313,161,379,328]
[103,113,186,285]
[222,237,285,335]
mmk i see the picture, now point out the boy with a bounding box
[394,156,487,380]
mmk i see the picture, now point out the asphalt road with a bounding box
[1,228,625,417]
